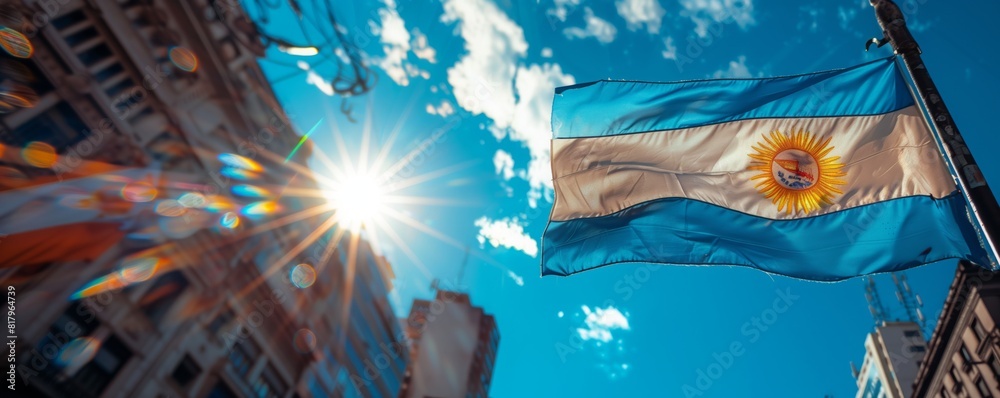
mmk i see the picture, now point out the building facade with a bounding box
[2,0,405,397]
[400,289,499,398]
[855,322,927,398]
[912,262,1000,398]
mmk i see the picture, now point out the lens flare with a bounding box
[289,263,316,288]
[117,257,159,283]
[241,201,280,216]
[56,337,100,369]
[178,192,207,208]
[218,153,262,172]
[220,212,240,229]
[293,329,317,353]
[168,46,198,72]
[121,182,158,202]
[231,184,271,198]
[155,199,187,217]
[58,194,96,209]
[220,167,261,181]
[21,141,57,168]
[0,27,32,58]
[0,82,38,108]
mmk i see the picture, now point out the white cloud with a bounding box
[797,5,821,33]
[425,100,455,117]
[493,149,515,180]
[474,216,538,257]
[837,6,858,31]
[712,55,752,78]
[442,0,526,130]
[563,7,618,44]
[411,28,437,63]
[511,63,575,207]
[298,61,334,96]
[615,0,665,34]
[679,0,756,38]
[661,36,677,60]
[541,47,553,58]
[576,305,630,343]
[443,0,575,208]
[370,0,430,86]
[507,270,525,286]
[547,0,581,22]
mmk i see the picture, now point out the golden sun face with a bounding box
[748,129,846,214]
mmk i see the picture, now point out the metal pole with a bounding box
[871,0,1000,268]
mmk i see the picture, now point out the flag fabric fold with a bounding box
[542,57,990,281]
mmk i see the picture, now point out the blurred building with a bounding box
[853,322,927,398]
[400,289,499,398]
[1,0,405,397]
[911,262,1000,398]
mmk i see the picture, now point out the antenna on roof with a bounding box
[893,272,928,335]
[864,276,888,327]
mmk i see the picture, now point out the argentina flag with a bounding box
[541,57,991,281]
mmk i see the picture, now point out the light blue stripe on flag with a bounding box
[552,57,912,139]
[542,194,989,281]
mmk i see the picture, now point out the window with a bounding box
[207,308,235,336]
[139,271,189,327]
[974,318,988,342]
[991,355,1000,379]
[72,334,133,397]
[952,366,963,384]
[207,380,239,398]
[939,386,949,398]
[170,355,201,390]
[962,344,975,367]
[905,330,921,338]
[251,364,287,398]
[910,345,927,353]
[228,338,259,378]
[977,376,992,397]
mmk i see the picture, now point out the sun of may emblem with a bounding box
[748,129,847,214]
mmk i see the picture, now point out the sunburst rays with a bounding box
[748,129,846,214]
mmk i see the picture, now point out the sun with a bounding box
[326,172,388,231]
[748,129,846,214]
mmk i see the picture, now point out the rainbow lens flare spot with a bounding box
[218,153,262,172]
[289,263,316,289]
[155,199,187,217]
[231,184,271,198]
[220,212,240,229]
[168,47,198,72]
[178,192,207,208]
[241,201,280,216]
[121,182,158,202]
[56,337,100,369]
[0,27,33,58]
[21,141,57,168]
[293,329,317,353]
[117,257,159,283]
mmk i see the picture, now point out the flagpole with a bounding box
[871,0,1000,268]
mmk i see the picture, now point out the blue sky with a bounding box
[251,0,1000,396]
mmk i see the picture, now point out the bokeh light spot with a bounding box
[220,212,240,229]
[121,181,158,202]
[155,199,187,217]
[241,201,280,216]
[289,263,316,289]
[56,337,100,369]
[231,184,271,198]
[293,329,317,353]
[22,141,57,168]
[218,153,262,172]
[117,257,159,283]
[0,81,39,108]
[0,27,33,58]
[168,46,198,72]
[178,192,206,208]
[220,167,260,181]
